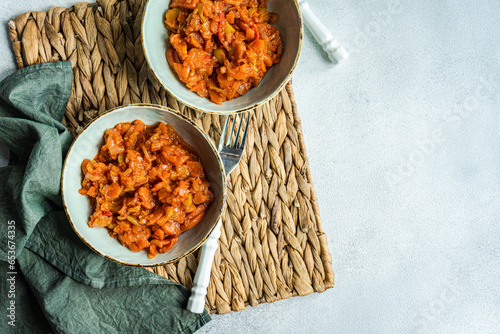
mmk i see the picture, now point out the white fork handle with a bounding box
[186,218,222,313]
[298,0,348,63]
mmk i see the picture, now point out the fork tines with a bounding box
[219,113,250,151]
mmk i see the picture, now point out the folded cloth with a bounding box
[0,62,210,334]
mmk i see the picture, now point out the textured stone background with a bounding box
[1,0,499,333]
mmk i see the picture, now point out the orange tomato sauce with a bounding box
[164,0,283,104]
[79,120,214,259]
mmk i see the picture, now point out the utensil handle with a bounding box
[186,219,222,313]
[298,0,348,63]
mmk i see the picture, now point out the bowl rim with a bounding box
[141,0,303,115]
[61,103,227,267]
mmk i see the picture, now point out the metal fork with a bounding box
[187,112,250,314]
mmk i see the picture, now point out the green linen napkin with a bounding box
[0,62,211,333]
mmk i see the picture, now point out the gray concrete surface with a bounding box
[1,0,499,333]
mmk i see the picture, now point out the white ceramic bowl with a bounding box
[142,0,303,114]
[61,104,226,266]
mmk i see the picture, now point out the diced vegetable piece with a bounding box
[269,12,279,24]
[166,8,180,22]
[214,48,225,63]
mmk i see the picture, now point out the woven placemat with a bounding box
[8,0,334,314]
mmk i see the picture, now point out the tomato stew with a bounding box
[79,120,214,259]
[164,0,283,104]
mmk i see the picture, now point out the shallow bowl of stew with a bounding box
[142,0,302,114]
[61,104,226,266]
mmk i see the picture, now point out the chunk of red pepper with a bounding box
[218,12,225,46]
[237,5,259,41]
[252,24,259,41]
